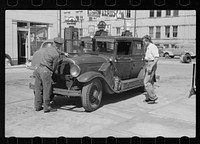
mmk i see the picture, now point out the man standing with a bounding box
[34,37,64,113]
[142,35,159,104]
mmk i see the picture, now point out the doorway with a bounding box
[18,31,28,64]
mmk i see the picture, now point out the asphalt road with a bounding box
[5,58,196,137]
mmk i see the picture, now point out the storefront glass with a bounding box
[30,23,48,56]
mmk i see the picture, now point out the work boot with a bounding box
[35,107,43,111]
[143,98,151,102]
[147,97,158,104]
[44,107,57,113]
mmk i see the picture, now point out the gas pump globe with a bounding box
[64,16,80,53]
[94,21,108,36]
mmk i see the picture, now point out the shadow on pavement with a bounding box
[50,87,144,112]
[101,87,144,106]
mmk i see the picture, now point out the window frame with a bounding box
[150,10,154,17]
[173,10,179,16]
[157,10,162,17]
[156,26,161,39]
[173,26,178,38]
[165,26,170,38]
[149,26,154,38]
[166,10,171,16]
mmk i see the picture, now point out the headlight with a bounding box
[70,65,81,77]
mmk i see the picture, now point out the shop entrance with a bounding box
[17,30,28,64]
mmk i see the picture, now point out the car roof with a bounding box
[95,36,142,41]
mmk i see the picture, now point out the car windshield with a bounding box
[95,41,114,54]
[82,41,93,53]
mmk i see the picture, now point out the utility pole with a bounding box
[134,10,137,37]
[59,10,61,38]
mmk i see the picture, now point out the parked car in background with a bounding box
[157,45,165,57]
[162,43,196,58]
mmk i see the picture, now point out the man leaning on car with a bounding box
[33,37,65,113]
[142,35,159,104]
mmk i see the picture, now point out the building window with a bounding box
[150,10,154,17]
[89,17,93,21]
[149,26,154,38]
[126,10,131,18]
[173,10,179,16]
[156,26,161,38]
[165,26,170,38]
[173,26,178,37]
[116,27,121,35]
[164,44,169,48]
[166,10,171,16]
[157,10,161,17]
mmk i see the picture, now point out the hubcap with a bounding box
[89,85,100,105]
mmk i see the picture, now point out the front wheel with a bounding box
[164,53,170,58]
[81,78,102,112]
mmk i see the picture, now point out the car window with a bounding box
[96,41,114,53]
[132,41,143,55]
[117,41,132,56]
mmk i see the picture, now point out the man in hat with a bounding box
[34,37,64,113]
[142,35,159,104]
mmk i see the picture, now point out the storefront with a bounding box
[6,10,59,65]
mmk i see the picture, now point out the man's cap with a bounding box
[142,35,152,42]
[53,37,64,44]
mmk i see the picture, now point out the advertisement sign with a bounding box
[116,10,125,19]
[102,10,116,17]
[88,10,101,17]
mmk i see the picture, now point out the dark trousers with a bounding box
[144,61,157,100]
[34,66,53,111]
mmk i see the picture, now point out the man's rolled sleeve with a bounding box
[152,46,159,58]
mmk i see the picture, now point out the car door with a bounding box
[130,40,145,78]
[114,40,133,80]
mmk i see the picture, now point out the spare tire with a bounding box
[180,54,191,63]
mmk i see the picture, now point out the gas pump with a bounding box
[121,30,132,37]
[64,26,80,53]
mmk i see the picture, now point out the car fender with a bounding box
[77,71,117,94]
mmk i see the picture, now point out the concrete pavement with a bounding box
[5,58,196,137]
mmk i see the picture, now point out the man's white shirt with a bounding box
[145,43,159,60]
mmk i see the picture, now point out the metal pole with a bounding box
[134,10,137,37]
[59,10,61,38]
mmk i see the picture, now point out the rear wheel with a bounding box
[81,78,102,112]
[5,55,12,66]
[180,54,192,63]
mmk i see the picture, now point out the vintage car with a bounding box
[163,43,196,59]
[29,36,146,112]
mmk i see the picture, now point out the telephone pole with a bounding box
[134,10,137,37]
[59,10,61,37]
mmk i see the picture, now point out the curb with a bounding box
[5,65,26,69]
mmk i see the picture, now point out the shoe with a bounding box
[143,98,151,102]
[35,107,43,111]
[147,97,158,104]
[44,107,57,113]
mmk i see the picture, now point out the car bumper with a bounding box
[53,88,81,97]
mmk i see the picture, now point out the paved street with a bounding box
[5,58,196,137]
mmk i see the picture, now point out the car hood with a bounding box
[64,54,113,65]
